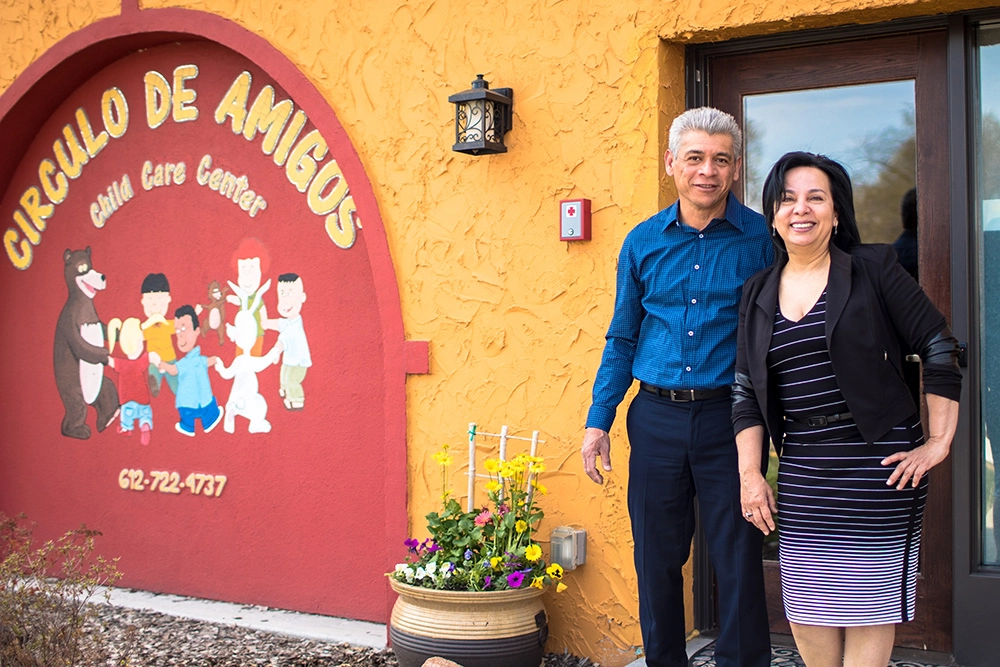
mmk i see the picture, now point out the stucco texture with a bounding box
[0,0,119,92]
[2,0,999,664]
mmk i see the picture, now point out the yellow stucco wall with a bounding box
[2,0,999,664]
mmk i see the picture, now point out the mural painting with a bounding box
[0,39,392,621]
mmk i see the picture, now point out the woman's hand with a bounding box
[882,393,959,490]
[741,470,778,535]
[881,436,951,490]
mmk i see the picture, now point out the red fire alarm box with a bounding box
[560,198,591,241]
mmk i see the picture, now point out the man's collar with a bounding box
[662,192,744,232]
[722,192,748,232]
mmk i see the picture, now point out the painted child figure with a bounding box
[226,238,270,356]
[215,280,280,433]
[264,273,312,410]
[158,305,224,436]
[107,317,157,445]
[140,273,178,397]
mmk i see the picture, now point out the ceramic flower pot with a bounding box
[388,578,548,667]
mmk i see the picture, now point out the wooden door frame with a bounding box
[688,21,952,652]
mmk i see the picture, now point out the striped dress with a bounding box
[768,290,927,626]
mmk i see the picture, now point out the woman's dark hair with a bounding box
[761,151,862,259]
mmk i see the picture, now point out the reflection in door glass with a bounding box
[743,82,916,560]
[743,82,915,245]
[977,24,1000,568]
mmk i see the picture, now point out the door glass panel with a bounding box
[976,24,1000,568]
[743,82,917,560]
[743,81,916,246]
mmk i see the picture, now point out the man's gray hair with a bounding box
[668,107,743,158]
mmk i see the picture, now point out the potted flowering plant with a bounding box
[388,443,567,667]
[392,445,567,593]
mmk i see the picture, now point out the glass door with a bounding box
[976,22,1000,572]
[699,29,952,650]
[953,19,1000,667]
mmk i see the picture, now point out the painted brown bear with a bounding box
[54,247,120,439]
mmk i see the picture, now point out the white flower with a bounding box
[415,567,427,580]
[425,561,437,576]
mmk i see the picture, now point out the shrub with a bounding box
[0,512,133,666]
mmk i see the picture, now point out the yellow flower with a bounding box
[515,520,527,534]
[484,459,500,474]
[529,462,546,474]
[546,563,563,579]
[490,556,503,570]
[533,482,548,495]
[525,544,542,562]
[530,576,545,590]
[556,582,568,593]
[432,446,452,467]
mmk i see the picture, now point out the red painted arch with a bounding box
[0,6,407,623]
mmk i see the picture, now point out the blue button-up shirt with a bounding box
[586,193,773,432]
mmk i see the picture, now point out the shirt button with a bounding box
[698,233,704,239]
[691,298,697,304]
[688,331,694,336]
[685,366,692,372]
[694,264,700,270]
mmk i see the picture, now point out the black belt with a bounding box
[785,411,853,427]
[639,383,731,402]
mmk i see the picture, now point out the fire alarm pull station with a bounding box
[560,198,591,241]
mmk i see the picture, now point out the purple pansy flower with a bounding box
[404,538,419,553]
[507,571,525,588]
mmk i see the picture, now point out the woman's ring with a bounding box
[745,511,754,518]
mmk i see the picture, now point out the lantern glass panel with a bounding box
[483,100,497,142]
[457,99,487,143]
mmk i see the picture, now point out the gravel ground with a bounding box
[92,604,597,667]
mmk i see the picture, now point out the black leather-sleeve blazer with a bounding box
[732,243,962,457]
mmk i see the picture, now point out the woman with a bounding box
[732,152,962,667]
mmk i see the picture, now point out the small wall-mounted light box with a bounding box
[560,198,591,241]
[550,526,587,570]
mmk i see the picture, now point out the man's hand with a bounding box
[582,427,612,484]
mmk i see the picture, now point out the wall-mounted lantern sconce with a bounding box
[448,74,513,155]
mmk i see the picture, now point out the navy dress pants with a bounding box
[626,390,771,667]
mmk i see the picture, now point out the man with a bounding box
[582,107,773,667]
